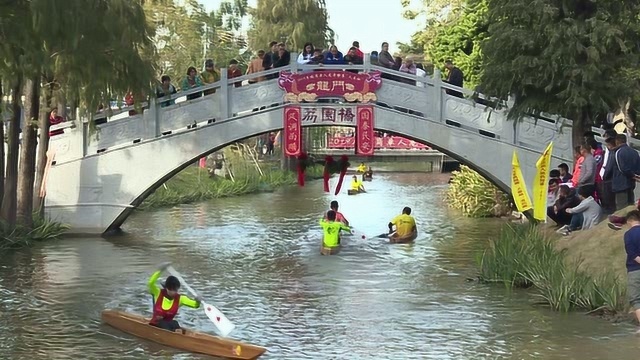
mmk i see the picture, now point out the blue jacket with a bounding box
[324,51,344,65]
[611,144,640,193]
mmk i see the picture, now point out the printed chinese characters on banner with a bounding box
[283,106,301,156]
[327,136,430,150]
[356,106,374,155]
[301,107,357,124]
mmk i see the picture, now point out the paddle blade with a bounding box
[203,301,236,337]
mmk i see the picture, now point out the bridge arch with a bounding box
[44,62,588,234]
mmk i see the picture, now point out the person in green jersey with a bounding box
[319,210,351,248]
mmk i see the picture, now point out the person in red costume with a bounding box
[148,262,201,332]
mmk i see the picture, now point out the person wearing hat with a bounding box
[201,59,219,95]
[148,262,201,332]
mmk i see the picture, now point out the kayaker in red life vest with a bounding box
[148,262,201,333]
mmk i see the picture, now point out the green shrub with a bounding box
[446,165,512,217]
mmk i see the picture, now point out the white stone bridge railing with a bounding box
[43,54,632,167]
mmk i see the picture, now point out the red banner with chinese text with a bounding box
[284,106,301,156]
[356,106,374,156]
[327,136,430,150]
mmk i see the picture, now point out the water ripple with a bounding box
[0,173,637,359]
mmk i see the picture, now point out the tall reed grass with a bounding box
[0,216,69,251]
[141,165,324,209]
[478,224,626,313]
[446,165,512,217]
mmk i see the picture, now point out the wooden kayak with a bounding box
[101,310,266,360]
[389,231,417,244]
[347,189,361,195]
[362,176,372,182]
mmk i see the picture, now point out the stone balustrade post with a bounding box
[143,97,159,138]
[432,69,443,123]
[219,68,230,119]
[363,52,371,73]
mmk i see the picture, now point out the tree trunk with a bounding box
[16,77,40,228]
[0,79,5,208]
[571,109,591,153]
[34,74,54,214]
[1,75,23,225]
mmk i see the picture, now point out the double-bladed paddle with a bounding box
[166,266,236,337]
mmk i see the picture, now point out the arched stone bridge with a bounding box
[46,60,587,234]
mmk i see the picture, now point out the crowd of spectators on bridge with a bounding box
[149,40,466,109]
[546,128,640,236]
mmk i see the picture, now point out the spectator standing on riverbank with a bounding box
[577,142,597,196]
[571,146,584,189]
[623,210,640,330]
[601,136,618,214]
[612,134,640,210]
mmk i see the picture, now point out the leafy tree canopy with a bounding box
[399,0,487,88]
[248,0,334,53]
[145,0,250,85]
[480,0,640,141]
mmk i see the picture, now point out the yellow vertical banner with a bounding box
[533,142,553,221]
[511,151,533,212]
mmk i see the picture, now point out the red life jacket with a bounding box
[150,289,180,325]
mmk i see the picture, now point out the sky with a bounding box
[198,0,422,54]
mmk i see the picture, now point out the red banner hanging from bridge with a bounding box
[327,136,430,150]
[283,106,301,156]
[278,71,382,103]
[356,106,374,156]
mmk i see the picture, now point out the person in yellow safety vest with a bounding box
[388,207,417,237]
[350,175,365,192]
[356,162,366,173]
[148,262,201,332]
[319,210,351,248]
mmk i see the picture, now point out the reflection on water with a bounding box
[0,173,638,359]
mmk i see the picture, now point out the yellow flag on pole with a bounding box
[511,151,533,212]
[532,142,553,221]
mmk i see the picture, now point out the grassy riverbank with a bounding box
[141,165,324,209]
[0,217,69,251]
[478,224,626,315]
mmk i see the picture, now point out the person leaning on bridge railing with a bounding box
[344,47,363,74]
[181,66,203,101]
[155,75,177,108]
[263,41,279,80]
[246,50,266,84]
[201,59,219,96]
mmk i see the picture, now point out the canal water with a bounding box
[0,173,638,359]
